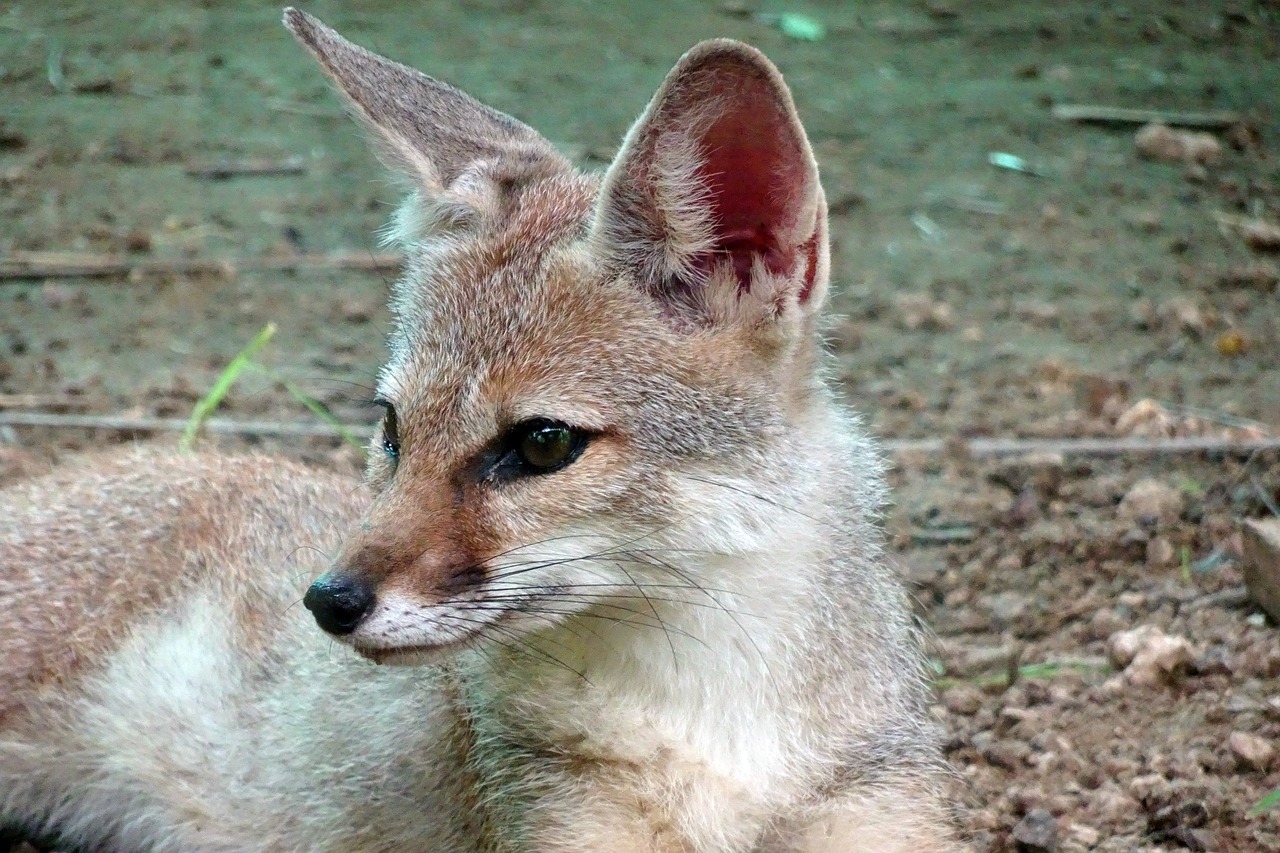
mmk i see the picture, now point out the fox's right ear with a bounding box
[591,39,827,334]
[283,8,567,198]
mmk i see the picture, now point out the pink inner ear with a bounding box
[694,89,810,296]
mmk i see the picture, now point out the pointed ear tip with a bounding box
[681,38,778,75]
[281,7,317,38]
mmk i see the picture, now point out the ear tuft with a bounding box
[593,39,828,330]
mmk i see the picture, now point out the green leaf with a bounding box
[777,13,825,42]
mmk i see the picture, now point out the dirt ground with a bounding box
[2,1,1279,850]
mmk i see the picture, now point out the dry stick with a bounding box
[0,393,91,409]
[889,435,1280,457]
[1050,103,1242,129]
[0,411,1277,457]
[0,412,353,439]
[184,156,307,180]
[0,251,403,281]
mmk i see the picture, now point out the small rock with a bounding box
[334,297,375,324]
[1077,373,1130,419]
[1160,297,1206,335]
[1128,772,1174,806]
[1014,299,1060,327]
[1147,799,1210,850]
[1107,626,1195,686]
[1135,122,1222,166]
[1217,262,1280,292]
[1115,398,1176,438]
[1087,607,1126,641]
[123,228,153,253]
[1146,536,1176,568]
[943,684,984,716]
[1117,478,1184,526]
[1228,730,1274,771]
[984,590,1033,623]
[1011,807,1059,852]
[1067,824,1099,847]
[1092,786,1142,824]
[0,447,46,488]
[984,739,1029,770]
[988,452,1066,495]
[1240,218,1280,252]
[894,293,954,331]
[1243,518,1280,622]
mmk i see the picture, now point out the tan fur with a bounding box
[0,9,960,851]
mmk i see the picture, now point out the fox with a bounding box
[0,8,959,852]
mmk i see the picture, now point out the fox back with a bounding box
[0,9,956,852]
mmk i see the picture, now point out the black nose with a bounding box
[303,573,376,635]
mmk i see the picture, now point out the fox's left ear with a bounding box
[592,40,828,332]
[283,8,567,201]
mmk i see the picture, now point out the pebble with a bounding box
[988,451,1066,495]
[943,684,984,716]
[1228,730,1274,771]
[1066,823,1100,847]
[1243,517,1280,622]
[1011,807,1059,852]
[1117,478,1184,526]
[1134,122,1222,166]
[1091,786,1141,823]
[893,293,954,330]
[1106,625,1196,687]
[984,739,1030,770]
[984,590,1033,623]
[1145,536,1176,568]
[1114,398,1176,438]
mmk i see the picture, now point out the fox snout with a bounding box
[303,573,375,636]
[303,532,491,647]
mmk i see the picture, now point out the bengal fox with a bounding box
[0,8,958,851]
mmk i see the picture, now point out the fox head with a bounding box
[285,9,862,664]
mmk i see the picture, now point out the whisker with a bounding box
[682,473,835,532]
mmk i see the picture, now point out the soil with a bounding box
[2,1,1279,851]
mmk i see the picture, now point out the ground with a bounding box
[1,1,1278,850]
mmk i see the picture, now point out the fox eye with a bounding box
[516,421,581,470]
[378,401,400,461]
[485,419,587,479]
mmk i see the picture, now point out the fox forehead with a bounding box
[381,173,627,425]
[377,171,774,452]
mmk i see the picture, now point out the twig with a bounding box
[1050,104,1241,129]
[889,435,1279,457]
[1181,585,1249,612]
[0,393,92,409]
[184,156,307,180]
[0,251,403,281]
[0,412,1275,457]
[0,412,365,438]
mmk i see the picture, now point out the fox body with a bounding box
[0,9,957,852]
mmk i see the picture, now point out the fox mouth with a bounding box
[357,644,450,666]
[350,617,502,666]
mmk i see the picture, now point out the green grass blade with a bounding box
[274,374,366,449]
[1251,788,1280,817]
[180,323,277,453]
